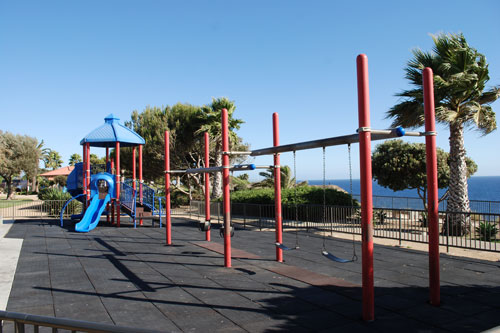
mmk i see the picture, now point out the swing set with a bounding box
[162,54,440,322]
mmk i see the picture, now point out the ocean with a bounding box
[307,176,500,203]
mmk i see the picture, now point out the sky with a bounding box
[1,0,499,182]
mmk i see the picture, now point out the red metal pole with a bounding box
[115,142,121,227]
[132,147,137,192]
[204,132,211,242]
[423,67,440,306]
[273,113,283,262]
[106,147,110,223]
[86,143,91,205]
[357,54,374,322]
[139,144,143,226]
[83,144,87,207]
[222,108,231,268]
[165,131,172,245]
[111,159,115,224]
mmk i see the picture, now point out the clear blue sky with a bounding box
[1,0,499,181]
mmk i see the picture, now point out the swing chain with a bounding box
[348,144,358,262]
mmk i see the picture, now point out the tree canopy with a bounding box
[0,131,42,199]
[372,140,477,209]
[121,98,248,198]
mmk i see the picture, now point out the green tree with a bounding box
[387,33,498,235]
[254,165,307,189]
[123,99,247,200]
[69,153,82,166]
[43,150,63,170]
[0,131,43,199]
[197,97,245,198]
[230,173,251,191]
[89,154,106,165]
[372,140,477,218]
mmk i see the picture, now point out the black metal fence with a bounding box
[353,194,500,214]
[190,201,500,253]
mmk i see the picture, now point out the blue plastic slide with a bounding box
[75,194,111,232]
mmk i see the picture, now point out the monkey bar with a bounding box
[250,127,433,157]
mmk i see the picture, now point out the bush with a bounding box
[230,186,358,206]
[475,221,499,241]
[171,190,189,207]
[38,187,72,201]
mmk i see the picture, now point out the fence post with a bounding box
[243,204,246,230]
[259,205,262,231]
[446,214,449,253]
[399,213,402,246]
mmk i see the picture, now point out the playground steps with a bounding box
[120,202,159,220]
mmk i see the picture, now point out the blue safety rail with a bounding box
[122,178,161,216]
[120,181,137,220]
[141,182,157,213]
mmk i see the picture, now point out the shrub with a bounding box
[475,221,499,241]
[38,187,72,201]
[230,186,358,206]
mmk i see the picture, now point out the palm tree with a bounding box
[255,165,307,189]
[69,153,82,166]
[387,33,499,235]
[196,98,244,198]
[43,150,63,170]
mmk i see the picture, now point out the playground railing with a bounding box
[120,181,137,218]
[0,310,162,333]
[190,201,500,253]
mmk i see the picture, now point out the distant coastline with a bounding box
[306,176,500,202]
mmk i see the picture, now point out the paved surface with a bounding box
[3,217,500,332]
[0,217,23,311]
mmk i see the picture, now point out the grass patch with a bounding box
[0,199,34,209]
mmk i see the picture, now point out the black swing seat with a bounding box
[321,250,352,263]
[275,242,299,251]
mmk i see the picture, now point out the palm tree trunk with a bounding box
[443,122,471,236]
[211,143,223,199]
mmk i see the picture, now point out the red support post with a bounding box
[111,159,115,224]
[83,144,87,207]
[273,113,283,262]
[86,143,91,205]
[222,108,231,268]
[132,147,137,192]
[139,144,143,226]
[106,147,110,224]
[204,132,211,242]
[164,132,172,245]
[423,67,440,306]
[115,142,121,227]
[356,54,374,322]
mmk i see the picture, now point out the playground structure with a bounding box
[61,114,163,232]
[163,54,439,322]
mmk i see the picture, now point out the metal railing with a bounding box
[353,194,500,214]
[190,201,500,253]
[0,310,162,333]
[1,200,84,220]
[120,182,137,217]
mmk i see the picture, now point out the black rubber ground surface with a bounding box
[5,217,500,332]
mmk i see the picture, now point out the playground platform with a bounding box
[3,216,500,332]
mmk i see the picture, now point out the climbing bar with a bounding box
[221,151,253,155]
[250,126,426,156]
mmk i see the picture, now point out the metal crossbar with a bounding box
[250,127,426,156]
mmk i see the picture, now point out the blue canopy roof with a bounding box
[80,114,145,148]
